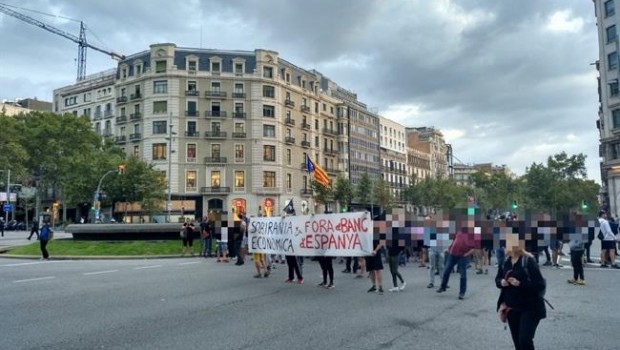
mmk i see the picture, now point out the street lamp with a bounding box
[94,170,117,222]
[165,112,176,223]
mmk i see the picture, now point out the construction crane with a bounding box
[0,3,125,81]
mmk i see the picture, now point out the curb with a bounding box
[0,254,203,260]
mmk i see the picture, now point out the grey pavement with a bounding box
[1,253,619,350]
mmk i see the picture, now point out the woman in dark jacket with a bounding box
[496,233,546,350]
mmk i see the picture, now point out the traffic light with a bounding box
[341,206,348,213]
[117,164,126,175]
[581,200,589,210]
[511,200,518,209]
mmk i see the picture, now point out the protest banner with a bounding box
[248,212,373,256]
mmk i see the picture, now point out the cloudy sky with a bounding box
[0,0,601,180]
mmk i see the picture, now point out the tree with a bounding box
[356,173,374,207]
[373,178,394,213]
[332,175,354,212]
[312,180,333,213]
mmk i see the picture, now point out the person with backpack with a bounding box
[39,221,53,260]
[496,232,546,350]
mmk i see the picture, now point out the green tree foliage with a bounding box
[332,175,354,211]
[405,176,469,211]
[356,173,373,206]
[373,178,394,212]
[312,180,333,212]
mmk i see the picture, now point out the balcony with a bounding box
[325,167,337,174]
[116,96,128,103]
[102,129,113,137]
[300,105,310,113]
[204,110,227,118]
[115,135,127,143]
[104,110,114,119]
[130,112,142,121]
[185,110,199,117]
[232,112,246,118]
[285,136,295,144]
[232,92,246,98]
[300,189,313,197]
[130,92,142,100]
[285,118,295,126]
[324,148,338,156]
[301,140,311,148]
[204,131,227,138]
[232,132,247,138]
[93,112,103,121]
[185,90,200,97]
[205,91,227,98]
[285,99,295,107]
[300,162,308,171]
[204,156,227,164]
[116,115,127,124]
[301,122,311,130]
[201,186,231,194]
[322,128,337,136]
[129,133,141,141]
[185,131,200,137]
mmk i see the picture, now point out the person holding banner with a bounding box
[285,255,303,284]
[317,256,334,289]
[366,241,385,294]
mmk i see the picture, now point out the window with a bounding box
[120,107,126,117]
[235,144,245,162]
[133,145,139,158]
[606,0,615,17]
[610,52,619,70]
[187,101,197,116]
[187,121,197,134]
[153,121,167,134]
[235,103,244,114]
[263,124,276,137]
[211,121,221,133]
[186,171,197,191]
[211,171,221,187]
[211,144,221,158]
[153,101,167,114]
[612,81,620,97]
[608,25,617,43]
[315,136,319,147]
[135,64,142,76]
[187,144,196,162]
[263,66,273,78]
[286,149,291,165]
[211,61,220,73]
[188,60,197,71]
[263,85,275,98]
[263,171,276,187]
[323,103,327,111]
[211,82,221,92]
[153,143,167,160]
[263,105,275,118]
[155,60,166,73]
[84,92,91,102]
[235,171,245,188]
[286,173,292,191]
[234,122,244,133]
[188,81,197,92]
[286,72,290,83]
[263,145,276,161]
[235,63,243,75]
[235,83,244,93]
[315,119,319,130]
[614,109,620,128]
[84,108,91,117]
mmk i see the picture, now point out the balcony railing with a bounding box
[301,140,311,148]
[104,110,114,119]
[285,99,295,107]
[285,118,295,126]
[232,132,247,138]
[300,189,313,197]
[300,105,310,113]
[93,111,103,120]
[325,167,337,174]
[324,148,338,156]
[204,131,227,138]
[116,96,128,103]
[300,162,308,170]
[185,90,200,96]
[115,135,127,143]
[204,156,227,164]
[285,136,295,144]
[232,112,246,118]
[129,133,141,140]
[116,115,127,123]
[130,112,142,121]
[201,186,231,194]
[204,110,226,118]
[322,128,337,136]
[232,92,246,98]
[205,91,227,98]
[130,92,142,100]
[301,122,311,130]
[185,131,200,137]
[185,110,199,117]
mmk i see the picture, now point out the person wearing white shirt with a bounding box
[598,211,618,268]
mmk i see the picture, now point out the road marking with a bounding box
[83,270,118,276]
[13,276,56,283]
[134,265,162,270]
[178,261,201,266]
[1,262,47,267]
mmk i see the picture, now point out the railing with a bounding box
[130,92,142,100]
[301,141,311,148]
[300,189,313,196]
[285,99,295,107]
[204,110,227,118]
[116,96,128,103]
[201,186,231,194]
[205,91,227,98]
[185,110,199,117]
[324,148,338,156]
[232,92,246,98]
[204,157,227,163]
[129,133,141,140]
[322,128,337,136]
[301,122,311,130]
[301,105,310,113]
[130,112,141,121]
[204,131,227,138]
[115,135,127,143]
[93,111,103,120]
[232,132,247,138]
[232,112,246,118]
[185,131,200,137]
[104,110,113,118]
[285,118,295,126]
[185,90,200,96]
[285,136,295,144]
[116,115,127,123]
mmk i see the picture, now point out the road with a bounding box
[1,252,618,350]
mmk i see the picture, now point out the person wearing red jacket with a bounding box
[436,223,476,300]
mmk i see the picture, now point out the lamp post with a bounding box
[166,113,175,223]
[1,169,10,223]
[94,170,117,222]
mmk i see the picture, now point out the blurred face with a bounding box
[505,233,525,254]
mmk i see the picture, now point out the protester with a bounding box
[181,218,195,256]
[387,242,406,292]
[437,219,476,300]
[317,256,334,289]
[567,229,586,285]
[496,233,546,350]
[366,241,385,294]
[598,210,618,268]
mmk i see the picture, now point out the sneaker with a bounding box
[567,279,577,285]
[427,283,434,289]
[285,279,293,283]
[342,269,351,273]
[318,282,327,288]
[612,264,620,269]
[367,286,377,293]
[475,269,483,275]
[399,282,407,291]
[553,264,563,269]
[253,273,262,278]
[542,262,552,266]
[263,272,269,278]
[436,287,446,293]
[327,284,335,289]
[601,264,609,268]
[388,287,399,292]
[297,278,304,285]
[458,294,465,300]
[378,287,384,294]
[576,279,586,285]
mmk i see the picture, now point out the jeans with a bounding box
[507,308,541,350]
[570,249,584,281]
[440,254,469,295]
[388,254,404,287]
[203,237,213,256]
[40,239,49,259]
[429,248,444,284]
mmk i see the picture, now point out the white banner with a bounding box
[248,212,373,257]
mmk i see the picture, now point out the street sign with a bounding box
[3,203,12,212]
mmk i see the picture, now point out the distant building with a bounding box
[406,127,448,179]
[379,116,408,204]
[1,98,52,116]
[452,162,514,186]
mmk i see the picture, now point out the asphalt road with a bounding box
[1,252,619,350]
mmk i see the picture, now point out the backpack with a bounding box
[522,256,554,309]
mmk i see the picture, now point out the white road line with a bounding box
[13,276,56,283]
[134,265,162,270]
[178,261,201,266]
[1,262,47,267]
[83,270,119,276]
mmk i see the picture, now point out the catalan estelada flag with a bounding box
[306,155,330,188]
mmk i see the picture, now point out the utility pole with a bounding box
[4,169,9,223]
[167,112,174,223]
[94,170,116,222]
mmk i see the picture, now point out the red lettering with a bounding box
[328,234,337,249]
[320,234,329,249]
[352,233,362,249]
